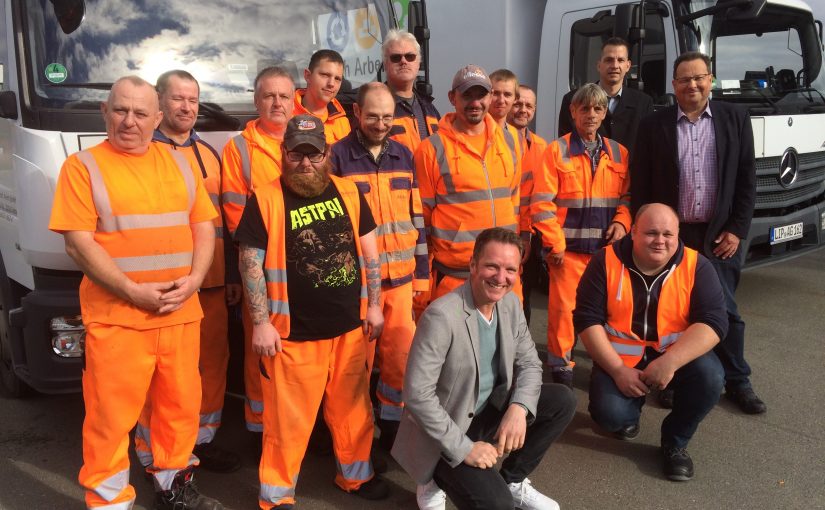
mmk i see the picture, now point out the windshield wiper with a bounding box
[715,86,778,114]
[46,82,114,90]
[780,86,825,105]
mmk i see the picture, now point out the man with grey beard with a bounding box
[234,115,388,508]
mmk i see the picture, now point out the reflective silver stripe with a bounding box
[532,192,556,203]
[606,138,622,164]
[222,191,247,207]
[265,268,288,283]
[94,501,134,510]
[604,324,636,340]
[532,210,557,223]
[269,299,290,316]
[199,410,222,426]
[248,398,264,414]
[519,197,531,206]
[429,134,456,194]
[378,404,403,421]
[502,127,519,169]
[134,422,153,467]
[234,134,252,189]
[422,197,436,208]
[414,243,428,256]
[337,460,372,481]
[520,170,533,184]
[562,227,604,239]
[379,246,416,266]
[375,220,416,237]
[377,379,402,403]
[412,216,425,229]
[437,186,511,205]
[555,197,620,208]
[209,193,220,208]
[610,341,645,356]
[557,137,570,162]
[92,467,130,502]
[430,223,517,243]
[260,482,296,502]
[197,422,218,444]
[113,251,193,273]
[77,150,194,232]
[659,332,682,350]
[246,422,264,432]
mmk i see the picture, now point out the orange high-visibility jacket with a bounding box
[388,91,441,153]
[49,141,217,328]
[153,131,227,289]
[414,113,520,276]
[603,243,696,367]
[254,175,368,339]
[517,128,548,233]
[330,131,429,291]
[221,120,283,234]
[293,89,351,144]
[532,132,631,255]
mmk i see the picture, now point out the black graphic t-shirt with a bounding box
[235,179,376,340]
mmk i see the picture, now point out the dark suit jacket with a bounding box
[629,100,756,256]
[558,85,654,152]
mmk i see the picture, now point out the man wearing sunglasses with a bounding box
[382,29,441,154]
[330,82,429,452]
[630,52,765,416]
[235,115,388,509]
[294,49,351,144]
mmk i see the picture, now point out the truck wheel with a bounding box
[0,260,28,397]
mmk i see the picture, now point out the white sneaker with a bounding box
[507,478,560,510]
[416,479,447,510]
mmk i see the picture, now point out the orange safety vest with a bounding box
[153,133,225,288]
[254,175,367,338]
[221,120,283,234]
[388,92,440,153]
[414,113,520,277]
[603,245,697,367]
[60,142,215,328]
[532,132,631,254]
[293,89,351,144]
[517,128,548,233]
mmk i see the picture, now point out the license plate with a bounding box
[770,222,803,244]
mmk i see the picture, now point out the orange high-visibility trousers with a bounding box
[258,326,375,508]
[363,282,416,421]
[546,251,591,368]
[241,295,264,432]
[135,288,229,467]
[80,322,200,508]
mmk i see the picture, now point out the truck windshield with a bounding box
[675,0,825,113]
[21,0,393,113]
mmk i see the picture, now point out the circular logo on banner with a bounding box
[45,63,68,84]
[355,8,379,49]
[326,12,349,52]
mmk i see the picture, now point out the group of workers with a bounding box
[47,26,765,510]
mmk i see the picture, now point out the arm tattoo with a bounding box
[239,245,269,325]
[364,255,381,306]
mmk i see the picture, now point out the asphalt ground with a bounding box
[0,248,823,509]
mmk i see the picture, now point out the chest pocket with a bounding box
[557,166,584,197]
[355,181,371,194]
[601,162,627,195]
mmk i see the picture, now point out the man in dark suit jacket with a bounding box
[558,37,654,151]
[629,51,766,415]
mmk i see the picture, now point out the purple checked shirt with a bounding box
[676,101,718,223]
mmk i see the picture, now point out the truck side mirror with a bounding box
[49,0,86,35]
[0,91,18,120]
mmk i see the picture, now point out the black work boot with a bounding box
[154,465,224,510]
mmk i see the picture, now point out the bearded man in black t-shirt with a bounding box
[235,115,389,509]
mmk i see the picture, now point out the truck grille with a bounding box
[754,151,825,209]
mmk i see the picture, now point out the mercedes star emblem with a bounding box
[779,148,799,189]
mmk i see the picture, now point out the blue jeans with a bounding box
[588,349,724,448]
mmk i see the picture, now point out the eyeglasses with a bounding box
[389,53,417,63]
[674,73,710,85]
[286,150,325,163]
[363,114,394,125]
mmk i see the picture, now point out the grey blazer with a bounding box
[391,282,543,484]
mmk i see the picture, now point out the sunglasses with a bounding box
[389,53,417,63]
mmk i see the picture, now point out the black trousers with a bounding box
[432,384,576,510]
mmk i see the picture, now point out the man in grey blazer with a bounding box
[392,228,576,510]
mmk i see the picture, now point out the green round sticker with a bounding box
[45,63,68,84]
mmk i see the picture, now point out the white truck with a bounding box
[426,0,825,263]
[0,0,405,395]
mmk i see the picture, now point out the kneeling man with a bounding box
[574,203,726,481]
[393,228,576,510]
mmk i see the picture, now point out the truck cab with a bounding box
[0,0,401,395]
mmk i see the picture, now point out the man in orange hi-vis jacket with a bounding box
[221,66,295,436]
[293,49,351,144]
[133,70,242,475]
[49,76,223,510]
[531,83,631,388]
